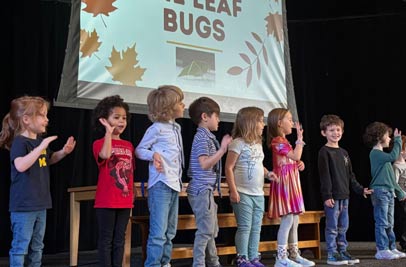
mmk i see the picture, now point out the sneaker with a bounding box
[236,255,255,267]
[290,254,315,266]
[274,257,302,267]
[340,251,360,264]
[250,258,265,267]
[162,264,171,267]
[327,252,348,265]
[375,249,399,260]
[391,248,406,258]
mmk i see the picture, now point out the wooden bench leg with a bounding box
[139,223,149,264]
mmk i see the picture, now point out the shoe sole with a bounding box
[326,260,349,265]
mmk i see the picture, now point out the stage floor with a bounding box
[1,242,406,267]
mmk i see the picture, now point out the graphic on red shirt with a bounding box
[108,154,131,197]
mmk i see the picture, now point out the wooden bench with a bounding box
[131,183,324,263]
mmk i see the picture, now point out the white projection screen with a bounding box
[57,0,297,121]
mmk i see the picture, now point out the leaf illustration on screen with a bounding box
[80,29,101,58]
[105,44,146,86]
[265,12,283,42]
[82,0,117,27]
[178,61,209,77]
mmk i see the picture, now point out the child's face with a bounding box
[380,131,391,148]
[206,112,220,131]
[278,111,293,135]
[107,107,127,135]
[322,124,343,145]
[172,101,185,119]
[25,106,49,134]
[256,116,265,137]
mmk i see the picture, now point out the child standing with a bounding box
[393,135,406,252]
[318,114,372,265]
[92,95,134,267]
[135,85,185,267]
[0,96,76,267]
[225,107,277,267]
[363,122,406,260]
[266,108,314,267]
[187,97,232,267]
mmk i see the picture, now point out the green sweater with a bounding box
[369,136,406,199]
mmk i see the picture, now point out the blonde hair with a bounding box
[266,108,290,147]
[147,85,184,122]
[232,107,264,144]
[0,96,50,150]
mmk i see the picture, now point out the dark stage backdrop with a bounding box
[1,0,406,256]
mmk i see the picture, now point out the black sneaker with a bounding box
[327,252,348,265]
[340,251,360,264]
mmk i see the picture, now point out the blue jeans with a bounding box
[9,210,47,267]
[371,188,396,251]
[324,199,349,253]
[188,189,219,267]
[231,192,264,260]
[145,182,179,267]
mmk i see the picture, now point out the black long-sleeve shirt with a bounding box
[318,146,364,201]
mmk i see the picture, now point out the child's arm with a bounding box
[263,167,278,182]
[49,136,76,165]
[287,121,304,161]
[199,134,232,170]
[97,118,114,160]
[225,151,240,203]
[135,126,164,172]
[318,148,334,206]
[14,136,58,172]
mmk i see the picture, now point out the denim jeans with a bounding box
[231,192,264,260]
[371,188,396,251]
[145,182,179,267]
[188,189,219,267]
[324,199,349,253]
[9,210,47,267]
[96,208,131,267]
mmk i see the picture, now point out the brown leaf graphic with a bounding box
[262,45,269,65]
[80,29,101,58]
[265,13,283,42]
[251,32,262,44]
[245,41,257,56]
[256,60,261,79]
[82,0,117,17]
[246,67,252,87]
[239,53,251,65]
[105,44,146,86]
[227,66,243,75]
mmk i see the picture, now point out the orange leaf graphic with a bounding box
[80,29,101,58]
[265,13,283,42]
[227,66,243,75]
[105,44,146,86]
[82,0,117,17]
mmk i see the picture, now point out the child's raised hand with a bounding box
[324,198,335,208]
[394,128,402,137]
[363,188,373,198]
[99,118,115,134]
[220,134,232,151]
[63,136,76,155]
[297,160,305,171]
[40,136,58,149]
[153,152,164,172]
[294,121,304,140]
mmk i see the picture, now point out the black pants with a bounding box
[395,201,406,249]
[96,208,131,267]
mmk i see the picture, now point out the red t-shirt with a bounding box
[93,138,135,208]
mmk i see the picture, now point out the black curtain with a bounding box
[1,0,406,256]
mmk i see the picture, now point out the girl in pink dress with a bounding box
[266,108,314,267]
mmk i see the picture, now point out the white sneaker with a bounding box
[392,249,406,258]
[290,254,315,266]
[162,264,171,267]
[275,257,302,267]
[375,249,399,260]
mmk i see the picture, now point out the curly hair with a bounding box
[93,95,130,133]
[320,114,344,131]
[363,121,392,148]
[188,97,220,125]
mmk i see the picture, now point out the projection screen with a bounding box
[56,0,297,121]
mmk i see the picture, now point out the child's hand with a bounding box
[99,118,115,134]
[40,136,58,150]
[63,136,76,155]
[266,171,279,183]
[324,199,335,208]
[294,121,304,140]
[363,188,373,198]
[394,128,402,137]
[297,160,305,171]
[220,134,232,152]
[230,191,240,203]
[153,152,164,172]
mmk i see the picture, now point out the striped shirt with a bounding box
[187,127,218,196]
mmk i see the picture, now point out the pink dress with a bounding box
[268,136,305,219]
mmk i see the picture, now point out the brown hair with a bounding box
[320,114,344,132]
[266,108,290,147]
[147,85,184,122]
[232,107,264,144]
[0,96,50,150]
[188,97,220,125]
[363,121,392,148]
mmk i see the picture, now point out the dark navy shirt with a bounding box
[9,135,53,212]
